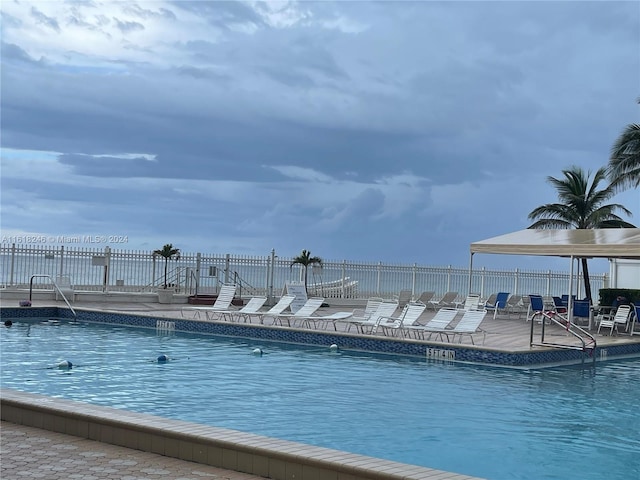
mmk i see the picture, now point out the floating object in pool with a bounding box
[157,354,169,363]
[329,344,339,352]
[4,320,12,327]
[252,348,263,356]
[57,360,73,369]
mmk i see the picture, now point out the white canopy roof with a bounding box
[470,229,640,259]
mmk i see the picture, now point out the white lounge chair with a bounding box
[351,301,399,334]
[404,307,459,340]
[299,311,354,330]
[247,294,296,324]
[220,296,268,323]
[181,284,237,320]
[455,293,482,311]
[379,302,428,337]
[273,297,325,327]
[598,304,632,336]
[335,297,384,332]
[445,309,488,345]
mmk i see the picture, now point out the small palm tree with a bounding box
[528,166,635,304]
[290,249,323,294]
[153,244,180,289]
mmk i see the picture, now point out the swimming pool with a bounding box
[2,317,639,480]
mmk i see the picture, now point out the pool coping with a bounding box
[0,388,483,480]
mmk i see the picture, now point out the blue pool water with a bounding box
[1,318,639,480]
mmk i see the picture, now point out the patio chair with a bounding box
[181,284,237,320]
[455,293,481,311]
[404,307,459,340]
[598,304,631,336]
[247,294,296,325]
[445,309,488,345]
[378,302,428,337]
[220,296,268,323]
[484,292,509,319]
[552,296,567,314]
[351,300,400,334]
[414,291,435,304]
[273,297,325,327]
[506,295,525,318]
[427,291,458,311]
[394,289,413,309]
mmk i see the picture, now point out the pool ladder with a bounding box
[29,274,77,318]
[529,310,597,365]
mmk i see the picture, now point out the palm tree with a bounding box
[608,96,640,191]
[608,123,640,191]
[528,166,635,304]
[153,244,180,289]
[290,249,323,294]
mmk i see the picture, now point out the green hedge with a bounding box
[598,288,640,306]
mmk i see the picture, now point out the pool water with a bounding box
[1,318,639,480]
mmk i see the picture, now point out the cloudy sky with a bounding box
[1,1,638,272]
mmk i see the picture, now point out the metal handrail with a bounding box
[530,309,596,365]
[29,274,77,318]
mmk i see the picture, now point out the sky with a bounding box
[1,0,639,273]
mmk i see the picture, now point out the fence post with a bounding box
[546,270,551,296]
[195,253,201,296]
[224,254,230,284]
[59,245,65,280]
[412,263,417,297]
[9,243,16,286]
[447,265,452,292]
[104,246,111,293]
[377,262,381,295]
[341,260,346,298]
[514,268,519,295]
[268,249,276,306]
[480,266,486,298]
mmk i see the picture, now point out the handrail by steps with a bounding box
[29,274,77,318]
[529,309,596,365]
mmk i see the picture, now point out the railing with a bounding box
[529,310,597,365]
[28,274,76,318]
[1,244,609,301]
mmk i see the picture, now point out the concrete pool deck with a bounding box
[2,299,640,480]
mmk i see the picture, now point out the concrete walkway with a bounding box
[0,421,268,480]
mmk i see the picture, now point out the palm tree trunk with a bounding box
[164,259,168,289]
[303,267,308,294]
[581,258,592,305]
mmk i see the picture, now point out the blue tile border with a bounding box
[3,307,640,367]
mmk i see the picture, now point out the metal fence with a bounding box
[0,244,609,301]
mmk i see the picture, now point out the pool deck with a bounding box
[3,299,640,480]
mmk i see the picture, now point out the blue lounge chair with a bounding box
[484,292,509,319]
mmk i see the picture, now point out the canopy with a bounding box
[470,228,640,259]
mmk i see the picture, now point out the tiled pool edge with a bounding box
[4,306,640,367]
[0,389,482,480]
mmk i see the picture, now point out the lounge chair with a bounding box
[273,297,325,327]
[404,307,459,340]
[415,291,435,304]
[246,294,296,325]
[378,302,428,337]
[350,301,400,334]
[220,296,268,323]
[427,291,458,311]
[298,311,355,330]
[506,295,525,318]
[455,293,481,311]
[394,289,413,309]
[598,304,632,335]
[445,309,488,345]
[484,292,509,319]
[181,284,237,320]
